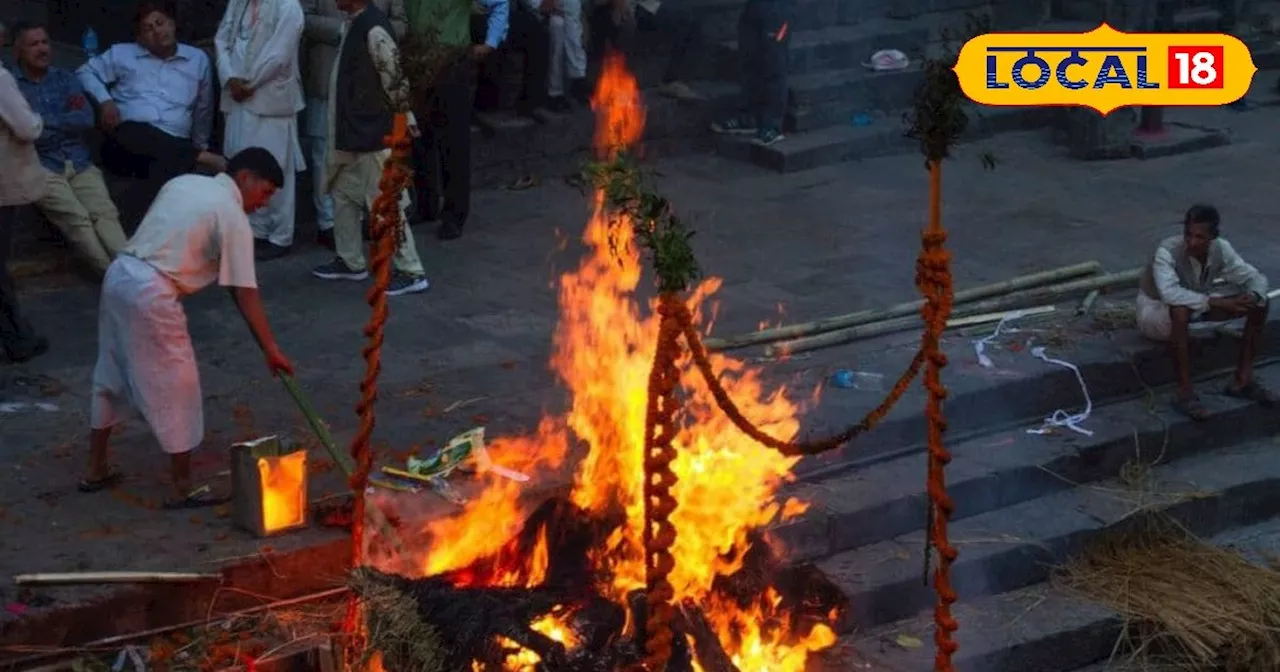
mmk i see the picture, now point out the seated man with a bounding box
[1137,204,1273,420]
[12,21,128,276]
[76,0,225,229]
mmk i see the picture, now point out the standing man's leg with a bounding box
[654,2,705,100]
[304,98,336,249]
[0,206,47,363]
[547,14,569,108]
[250,123,302,261]
[560,0,589,103]
[514,6,552,115]
[413,93,443,226]
[314,158,372,280]
[436,60,476,241]
[753,0,792,145]
[711,2,761,135]
[69,166,128,260]
[35,166,114,275]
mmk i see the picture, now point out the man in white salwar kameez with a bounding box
[80,148,295,509]
[216,0,306,261]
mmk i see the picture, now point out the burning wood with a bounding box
[352,496,845,671]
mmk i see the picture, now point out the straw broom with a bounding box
[1055,515,1280,670]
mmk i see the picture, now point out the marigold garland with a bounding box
[341,113,414,671]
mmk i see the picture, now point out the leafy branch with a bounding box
[904,11,998,169]
[584,152,700,293]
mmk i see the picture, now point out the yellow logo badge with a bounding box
[952,23,1256,114]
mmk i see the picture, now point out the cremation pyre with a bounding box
[351,54,844,671]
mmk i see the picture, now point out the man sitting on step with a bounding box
[1137,203,1274,420]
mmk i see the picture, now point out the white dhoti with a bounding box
[90,255,204,455]
[222,105,305,247]
[1136,284,1246,342]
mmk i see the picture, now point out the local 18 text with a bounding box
[985,47,1162,90]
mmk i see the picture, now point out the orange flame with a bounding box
[257,451,306,533]
[413,53,835,671]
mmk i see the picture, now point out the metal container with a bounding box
[230,436,309,537]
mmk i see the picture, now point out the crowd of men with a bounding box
[0,0,801,504]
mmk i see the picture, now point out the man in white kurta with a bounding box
[216,0,306,261]
[82,148,295,509]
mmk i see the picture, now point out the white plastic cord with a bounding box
[971,314,1094,436]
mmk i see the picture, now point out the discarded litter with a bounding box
[972,315,1094,436]
[382,427,531,505]
[831,369,884,391]
[0,401,58,413]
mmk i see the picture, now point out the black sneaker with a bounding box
[386,272,430,296]
[753,127,786,146]
[436,221,464,240]
[312,258,369,281]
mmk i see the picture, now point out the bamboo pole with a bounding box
[14,572,223,586]
[703,261,1103,352]
[765,268,1142,357]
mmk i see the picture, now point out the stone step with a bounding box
[814,493,1280,672]
[786,67,925,132]
[713,105,1055,173]
[820,431,1280,633]
[769,361,1280,565]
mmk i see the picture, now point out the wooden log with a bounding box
[765,268,1143,357]
[674,602,740,672]
[704,261,1103,352]
[14,571,223,586]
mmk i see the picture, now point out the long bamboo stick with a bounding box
[765,267,1142,357]
[704,261,1103,352]
[14,572,223,586]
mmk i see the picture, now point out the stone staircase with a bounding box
[763,324,1280,670]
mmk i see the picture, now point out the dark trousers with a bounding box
[736,0,791,131]
[413,59,475,227]
[0,206,41,359]
[510,5,551,110]
[637,2,701,83]
[101,121,200,230]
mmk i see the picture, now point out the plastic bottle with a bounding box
[82,27,99,58]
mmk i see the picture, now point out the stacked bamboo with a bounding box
[702,262,1143,357]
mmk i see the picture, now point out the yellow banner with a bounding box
[952,24,1256,114]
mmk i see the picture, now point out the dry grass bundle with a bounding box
[1054,515,1280,671]
[351,567,447,672]
[1093,301,1138,332]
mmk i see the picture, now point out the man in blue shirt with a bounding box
[77,1,226,229]
[12,21,127,276]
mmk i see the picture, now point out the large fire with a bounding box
[403,53,836,670]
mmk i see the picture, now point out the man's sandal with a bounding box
[1224,380,1277,408]
[1173,395,1211,421]
[77,471,124,493]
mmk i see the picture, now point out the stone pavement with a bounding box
[3,98,1280,642]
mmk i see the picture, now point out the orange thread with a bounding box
[918,160,958,670]
[341,113,413,668]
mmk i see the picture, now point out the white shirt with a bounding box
[123,173,258,295]
[76,43,215,149]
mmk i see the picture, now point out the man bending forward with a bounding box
[81,147,294,508]
[1137,203,1273,420]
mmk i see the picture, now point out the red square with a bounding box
[1167,46,1225,89]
